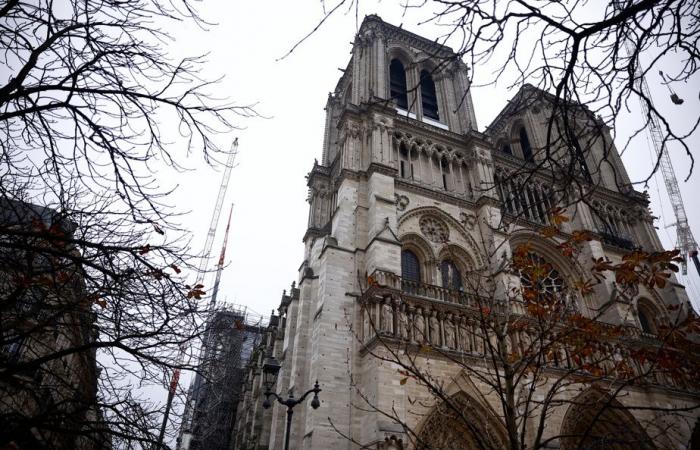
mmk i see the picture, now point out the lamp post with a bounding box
[261,354,321,450]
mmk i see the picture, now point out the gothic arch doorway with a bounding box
[560,389,656,450]
[415,392,506,450]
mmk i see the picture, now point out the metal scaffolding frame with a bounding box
[178,305,266,450]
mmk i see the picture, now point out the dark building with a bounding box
[0,199,108,449]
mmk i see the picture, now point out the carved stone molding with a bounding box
[420,215,450,243]
[460,212,477,231]
[395,194,409,211]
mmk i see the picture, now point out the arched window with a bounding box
[420,70,439,120]
[638,309,654,334]
[398,143,416,180]
[519,127,534,162]
[637,300,658,335]
[440,260,462,291]
[401,249,421,282]
[390,59,408,110]
[441,157,450,190]
[501,143,512,155]
[520,253,564,298]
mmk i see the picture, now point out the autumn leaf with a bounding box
[527,303,546,317]
[367,275,377,286]
[558,243,575,258]
[570,230,593,243]
[574,279,597,295]
[549,207,570,225]
[187,288,206,300]
[540,225,558,238]
[399,377,408,385]
[170,264,181,274]
[139,244,151,255]
[95,298,107,309]
[591,257,614,273]
[514,243,533,258]
[522,288,538,302]
[622,250,648,264]
[670,93,684,104]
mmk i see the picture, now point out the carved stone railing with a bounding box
[370,269,481,308]
[360,270,698,393]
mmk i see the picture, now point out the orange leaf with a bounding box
[540,225,559,238]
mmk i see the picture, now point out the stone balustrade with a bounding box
[360,269,698,391]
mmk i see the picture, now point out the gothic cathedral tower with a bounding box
[265,15,697,450]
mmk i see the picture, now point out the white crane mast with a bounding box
[623,42,699,275]
[196,138,238,286]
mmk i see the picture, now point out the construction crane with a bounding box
[209,204,233,308]
[196,138,238,288]
[623,43,700,275]
[156,139,238,450]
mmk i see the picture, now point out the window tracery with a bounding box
[494,169,554,224]
[419,215,449,243]
[519,253,565,297]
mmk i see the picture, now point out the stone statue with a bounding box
[443,314,455,349]
[381,298,394,335]
[398,303,409,341]
[429,310,440,346]
[459,316,471,352]
[414,308,426,343]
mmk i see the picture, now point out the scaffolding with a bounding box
[178,305,266,450]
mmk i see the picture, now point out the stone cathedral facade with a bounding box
[233,15,699,450]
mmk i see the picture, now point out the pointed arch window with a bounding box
[519,127,534,162]
[638,309,653,334]
[390,59,408,110]
[420,70,439,120]
[637,300,658,335]
[440,260,462,291]
[401,250,421,282]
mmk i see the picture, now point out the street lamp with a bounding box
[261,354,321,450]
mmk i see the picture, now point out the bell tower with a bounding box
[272,15,503,450]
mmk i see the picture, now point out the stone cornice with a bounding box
[394,114,465,147]
[360,15,456,57]
[395,178,476,209]
[367,162,398,178]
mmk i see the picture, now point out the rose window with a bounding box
[419,216,449,243]
[520,253,564,297]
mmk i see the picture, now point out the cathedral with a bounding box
[231,15,699,450]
